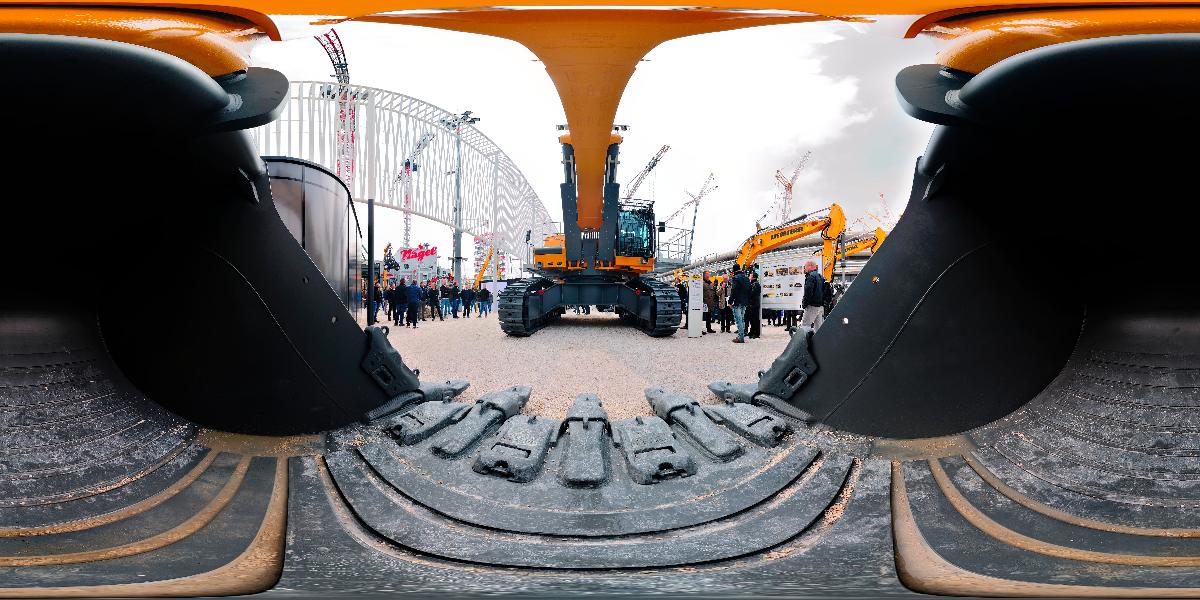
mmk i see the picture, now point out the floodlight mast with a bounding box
[439,111,481,282]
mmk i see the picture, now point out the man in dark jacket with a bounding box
[747,271,762,339]
[418,280,428,321]
[427,281,442,321]
[460,287,476,319]
[404,280,423,328]
[800,260,826,331]
[449,283,461,318]
[372,281,384,322]
[439,282,453,317]
[676,280,688,329]
[390,281,404,326]
[727,265,752,343]
[702,273,716,334]
[477,286,492,317]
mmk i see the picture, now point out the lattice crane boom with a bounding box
[315,29,357,192]
[776,150,812,222]
[657,172,716,264]
[663,172,716,223]
[315,29,350,84]
[757,150,813,229]
[392,132,437,247]
[622,144,670,200]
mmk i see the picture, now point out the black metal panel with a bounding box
[789,167,1084,438]
[264,157,359,311]
[559,144,583,263]
[597,143,621,264]
[0,35,401,435]
[95,147,397,433]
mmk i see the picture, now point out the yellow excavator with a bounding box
[735,204,847,279]
[839,227,888,260]
[502,137,681,336]
[473,247,494,290]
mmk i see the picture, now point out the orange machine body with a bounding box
[0,6,269,75]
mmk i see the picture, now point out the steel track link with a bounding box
[497,278,551,337]
[639,278,682,337]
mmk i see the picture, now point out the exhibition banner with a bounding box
[398,243,438,280]
[756,254,805,310]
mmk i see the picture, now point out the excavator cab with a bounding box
[616,199,656,259]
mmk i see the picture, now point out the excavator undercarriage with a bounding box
[498,274,681,336]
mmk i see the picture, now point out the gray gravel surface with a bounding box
[369,311,790,420]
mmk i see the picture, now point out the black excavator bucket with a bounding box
[3,32,1200,599]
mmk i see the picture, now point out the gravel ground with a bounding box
[363,310,790,420]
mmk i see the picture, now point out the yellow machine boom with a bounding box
[735,203,846,279]
[840,227,888,259]
[473,247,493,290]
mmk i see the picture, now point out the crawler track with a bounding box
[636,277,683,337]
[499,277,681,337]
[497,277,558,337]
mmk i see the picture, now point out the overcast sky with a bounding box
[251,19,935,271]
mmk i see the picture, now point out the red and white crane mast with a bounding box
[315,30,358,192]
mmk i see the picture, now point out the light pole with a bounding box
[367,197,376,325]
[438,110,480,283]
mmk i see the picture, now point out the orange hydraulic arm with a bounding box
[840,227,888,258]
[473,247,494,290]
[736,203,846,279]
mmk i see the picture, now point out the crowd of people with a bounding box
[368,278,494,328]
[365,259,834,340]
[675,260,833,343]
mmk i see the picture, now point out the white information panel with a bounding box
[757,254,806,310]
[687,278,704,338]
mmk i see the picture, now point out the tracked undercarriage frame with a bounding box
[497,274,681,337]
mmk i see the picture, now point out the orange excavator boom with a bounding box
[736,203,846,278]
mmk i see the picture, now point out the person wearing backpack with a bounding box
[823,279,838,316]
[800,260,827,331]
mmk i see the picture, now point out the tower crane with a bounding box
[775,151,812,222]
[314,30,357,192]
[659,173,717,263]
[756,151,813,229]
[622,144,670,200]
[391,132,437,247]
